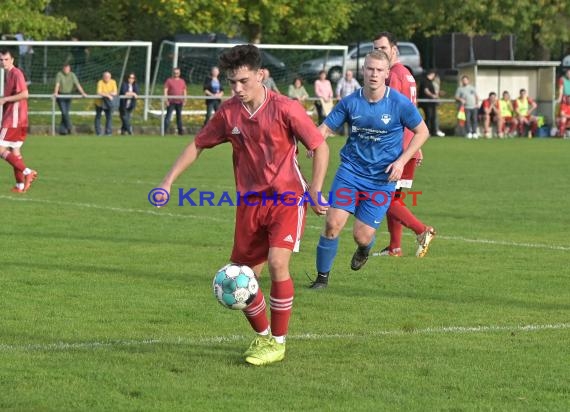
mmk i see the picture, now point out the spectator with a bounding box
[556,68,570,137]
[94,71,118,136]
[15,33,33,83]
[418,69,444,136]
[287,77,309,102]
[262,68,280,93]
[480,92,502,138]
[314,70,333,124]
[53,63,87,135]
[119,72,139,135]
[203,66,224,126]
[513,88,538,138]
[163,67,186,135]
[335,70,360,100]
[70,36,89,81]
[499,90,518,137]
[455,75,479,139]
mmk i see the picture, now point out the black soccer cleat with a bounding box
[309,272,329,289]
[350,246,370,271]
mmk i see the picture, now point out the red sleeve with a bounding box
[194,108,228,149]
[15,70,27,93]
[287,100,324,151]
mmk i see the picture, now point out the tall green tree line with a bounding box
[2,0,569,61]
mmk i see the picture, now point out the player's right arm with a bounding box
[158,140,203,199]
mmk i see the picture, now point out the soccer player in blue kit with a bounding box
[310,50,430,289]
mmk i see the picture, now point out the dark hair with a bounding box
[218,44,262,73]
[0,49,13,57]
[373,31,397,46]
[125,72,136,82]
[293,76,304,84]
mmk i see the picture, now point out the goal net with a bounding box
[0,39,152,118]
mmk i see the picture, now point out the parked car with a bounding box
[168,33,287,83]
[298,41,423,82]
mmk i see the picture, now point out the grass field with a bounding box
[1,135,569,411]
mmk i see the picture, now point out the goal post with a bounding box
[0,40,153,120]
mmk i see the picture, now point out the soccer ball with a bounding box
[212,264,259,310]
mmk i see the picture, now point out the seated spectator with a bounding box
[314,70,333,124]
[335,70,360,100]
[287,76,309,102]
[479,92,502,138]
[498,91,518,137]
[262,68,280,94]
[513,88,538,137]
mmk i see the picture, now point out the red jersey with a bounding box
[482,98,500,112]
[164,77,186,104]
[1,66,28,128]
[195,89,324,196]
[388,61,421,159]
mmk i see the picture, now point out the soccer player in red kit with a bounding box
[372,32,436,258]
[157,44,329,365]
[0,49,37,193]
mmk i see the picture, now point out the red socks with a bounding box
[2,151,26,172]
[387,200,425,249]
[270,277,294,337]
[243,289,269,333]
[242,277,294,337]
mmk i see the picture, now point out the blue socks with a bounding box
[316,235,339,274]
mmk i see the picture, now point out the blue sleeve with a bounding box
[323,99,348,130]
[401,99,423,130]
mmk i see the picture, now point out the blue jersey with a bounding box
[324,87,422,183]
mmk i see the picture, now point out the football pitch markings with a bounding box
[0,322,568,353]
[3,194,570,252]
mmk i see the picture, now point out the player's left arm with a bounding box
[308,140,329,215]
[529,97,537,114]
[385,103,429,182]
[0,88,28,105]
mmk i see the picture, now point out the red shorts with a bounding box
[0,127,27,147]
[230,193,307,267]
[560,104,570,117]
[396,158,417,189]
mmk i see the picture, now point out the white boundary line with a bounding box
[2,195,569,252]
[1,323,568,352]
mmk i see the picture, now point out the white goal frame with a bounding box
[0,40,153,120]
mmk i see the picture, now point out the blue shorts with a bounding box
[328,166,396,229]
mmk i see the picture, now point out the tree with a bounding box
[0,0,75,39]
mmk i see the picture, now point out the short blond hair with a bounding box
[365,50,391,68]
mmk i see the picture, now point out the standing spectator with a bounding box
[203,66,224,126]
[164,67,186,135]
[0,49,37,193]
[499,90,518,137]
[287,77,309,102]
[335,70,360,100]
[455,75,479,138]
[262,68,280,93]
[480,92,502,138]
[156,44,329,365]
[119,72,139,135]
[53,63,88,135]
[70,36,89,81]
[432,71,446,136]
[94,71,118,136]
[556,68,570,137]
[513,88,538,138]
[314,70,334,124]
[371,31,435,260]
[15,33,33,83]
[309,50,429,290]
[418,69,444,137]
